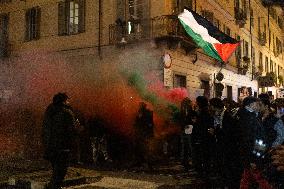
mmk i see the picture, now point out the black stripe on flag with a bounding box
[185,8,239,44]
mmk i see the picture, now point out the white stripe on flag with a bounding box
[178,9,221,45]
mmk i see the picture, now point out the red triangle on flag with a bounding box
[214,42,240,62]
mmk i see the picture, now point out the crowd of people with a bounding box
[179,94,284,188]
[41,92,284,189]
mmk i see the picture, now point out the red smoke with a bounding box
[147,79,188,105]
[0,50,185,158]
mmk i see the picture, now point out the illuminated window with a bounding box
[69,1,79,34]
[58,0,85,35]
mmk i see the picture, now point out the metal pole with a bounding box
[249,0,253,81]
[98,0,102,59]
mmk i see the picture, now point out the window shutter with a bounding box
[35,7,41,39]
[25,9,31,41]
[58,1,67,35]
[78,0,85,33]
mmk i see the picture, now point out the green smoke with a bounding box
[126,72,181,124]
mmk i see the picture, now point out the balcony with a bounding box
[253,65,263,79]
[258,32,267,46]
[109,15,197,52]
[151,15,196,51]
[109,19,150,45]
[237,56,250,75]
[234,8,247,28]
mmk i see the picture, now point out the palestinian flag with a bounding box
[178,8,240,62]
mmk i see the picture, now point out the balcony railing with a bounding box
[109,20,151,45]
[237,56,250,75]
[234,8,247,28]
[151,15,187,39]
[109,15,196,51]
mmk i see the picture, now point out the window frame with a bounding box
[173,74,187,88]
[58,0,85,36]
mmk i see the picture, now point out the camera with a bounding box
[253,139,267,159]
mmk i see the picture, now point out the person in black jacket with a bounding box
[191,96,214,178]
[209,98,226,178]
[222,104,243,189]
[42,93,80,189]
[180,97,196,171]
[133,102,154,169]
[237,96,273,189]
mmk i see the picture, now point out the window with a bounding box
[127,0,150,36]
[269,30,271,45]
[270,60,273,73]
[236,35,241,63]
[227,86,233,101]
[235,0,240,8]
[201,10,214,23]
[225,26,230,36]
[244,40,249,57]
[58,0,85,35]
[258,17,260,32]
[259,52,263,71]
[69,1,79,34]
[25,7,41,41]
[177,0,193,12]
[174,74,186,88]
[0,13,9,58]
[213,18,220,29]
[250,8,254,28]
[201,80,210,99]
[276,37,282,55]
[278,17,283,29]
[265,56,269,73]
[251,46,255,68]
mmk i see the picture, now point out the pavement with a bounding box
[0,158,219,189]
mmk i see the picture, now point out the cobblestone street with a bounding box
[0,159,214,189]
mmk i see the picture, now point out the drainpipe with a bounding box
[98,0,102,59]
[268,6,271,74]
[268,6,270,50]
[249,0,253,81]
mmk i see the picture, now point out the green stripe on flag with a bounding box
[179,19,223,62]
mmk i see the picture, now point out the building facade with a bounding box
[0,0,283,102]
